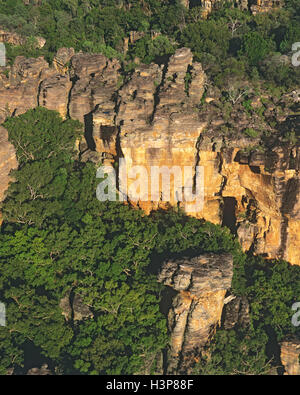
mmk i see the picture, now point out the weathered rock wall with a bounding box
[0,47,299,266]
[280,340,300,375]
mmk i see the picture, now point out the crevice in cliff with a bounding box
[193,134,204,193]
[66,75,79,119]
[37,80,43,107]
[112,76,127,198]
[222,197,237,234]
[217,151,228,196]
[248,0,256,12]
[279,217,289,260]
[184,64,193,97]
[115,126,127,199]
[149,61,168,124]
[172,296,194,374]
[250,165,261,174]
[160,286,178,317]
[279,177,299,259]
[83,111,96,151]
[281,177,299,215]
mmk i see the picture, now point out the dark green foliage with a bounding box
[1,0,299,90]
[4,107,81,166]
[0,106,259,375]
[194,328,271,375]
[2,108,83,227]
[239,32,275,66]
[128,35,175,64]
[0,108,244,375]
[0,329,24,375]
[193,257,300,375]
[245,258,300,340]
[0,207,169,374]
[180,19,231,63]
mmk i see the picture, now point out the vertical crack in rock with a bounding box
[67,75,79,120]
[149,61,168,124]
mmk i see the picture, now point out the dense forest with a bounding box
[1,0,300,89]
[0,0,300,375]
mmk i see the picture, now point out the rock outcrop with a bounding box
[27,364,52,375]
[222,296,250,330]
[280,339,300,375]
[0,56,50,122]
[0,47,299,267]
[196,141,300,265]
[59,291,93,322]
[95,48,207,215]
[250,0,284,15]
[0,29,45,48]
[189,0,283,18]
[0,126,18,222]
[158,253,233,373]
[0,30,25,46]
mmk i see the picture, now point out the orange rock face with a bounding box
[0,126,18,222]
[91,49,300,266]
[0,47,299,267]
[280,340,300,375]
[197,147,300,266]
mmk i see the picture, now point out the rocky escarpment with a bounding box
[0,29,45,49]
[158,253,233,373]
[222,295,250,330]
[0,47,299,266]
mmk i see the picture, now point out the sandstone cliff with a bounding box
[0,47,299,267]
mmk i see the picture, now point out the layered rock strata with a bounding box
[0,47,299,266]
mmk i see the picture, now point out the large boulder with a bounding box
[158,253,233,373]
